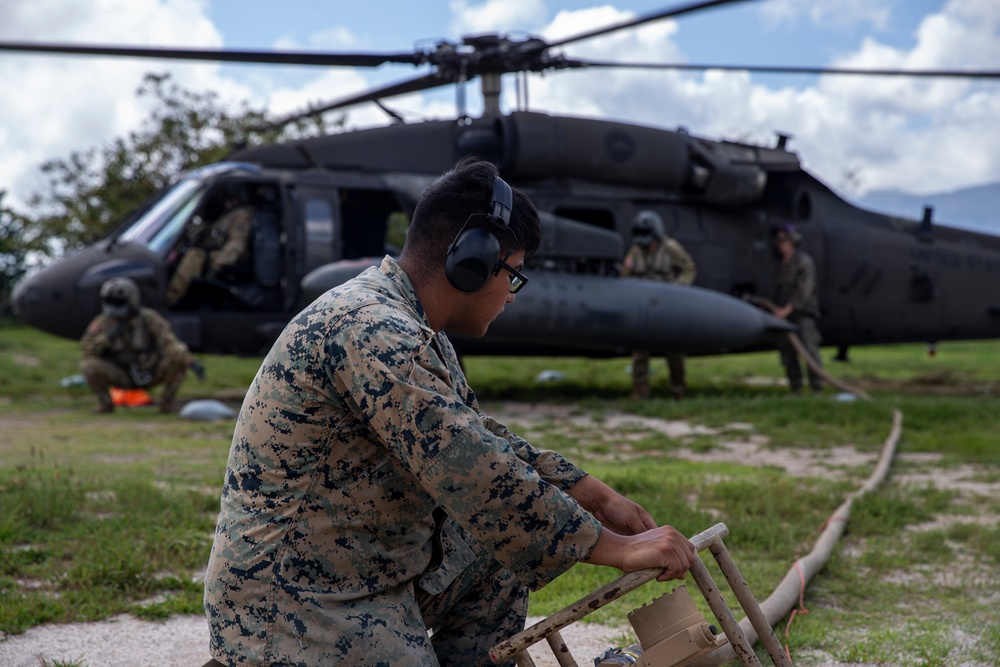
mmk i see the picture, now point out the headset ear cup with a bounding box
[446,227,501,292]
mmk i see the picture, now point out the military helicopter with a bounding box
[7,0,1000,359]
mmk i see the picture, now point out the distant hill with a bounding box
[852,181,1000,235]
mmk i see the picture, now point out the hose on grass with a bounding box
[687,336,901,666]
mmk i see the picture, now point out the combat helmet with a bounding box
[631,210,666,247]
[100,277,141,318]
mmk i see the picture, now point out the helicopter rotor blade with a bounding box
[564,59,1000,80]
[544,0,753,50]
[260,72,450,131]
[3,0,996,129]
[0,41,423,68]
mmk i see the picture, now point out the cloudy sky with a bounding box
[1,0,998,213]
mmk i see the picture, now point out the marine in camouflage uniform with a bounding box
[205,257,600,666]
[166,199,253,306]
[204,160,696,667]
[772,225,823,393]
[621,211,697,400]
[81,279,194,413]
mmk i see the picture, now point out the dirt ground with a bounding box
[1,400,997,667]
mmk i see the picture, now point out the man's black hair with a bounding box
[402,158,541,269]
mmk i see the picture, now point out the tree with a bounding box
[21,72,338,258]
[0,190,39,319]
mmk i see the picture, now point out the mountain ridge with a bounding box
[852,181,1000,234]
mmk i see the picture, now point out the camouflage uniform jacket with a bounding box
[775,249,820,321]
[203,205,253,273]
[204,256,602,663]
[80,307,192,373]
[621,239,696,285]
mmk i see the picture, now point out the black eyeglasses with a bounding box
[497,259,528,294]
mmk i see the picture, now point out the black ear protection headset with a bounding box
[445,175,517,292]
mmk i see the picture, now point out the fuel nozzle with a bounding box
[594,644,644,666]
[626,585,725,667]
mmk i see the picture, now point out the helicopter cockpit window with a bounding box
[117,179,206,254]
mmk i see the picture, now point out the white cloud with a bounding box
[449,0,548,35]
[0,0,241,208]
[3,0,1000,217]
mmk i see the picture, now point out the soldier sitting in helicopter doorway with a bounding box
[81,277,205,414]
[769,223,824,394]
[165,185,254,307]
[620,210,696,400]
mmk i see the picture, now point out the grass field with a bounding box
[1,325,999,666]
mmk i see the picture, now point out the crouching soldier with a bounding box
[81,277,203,413]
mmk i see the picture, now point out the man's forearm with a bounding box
[565,474,608,513]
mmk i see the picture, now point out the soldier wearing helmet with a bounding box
[80,277,202,413]
[621,210,697,400]
[769,223,823,394]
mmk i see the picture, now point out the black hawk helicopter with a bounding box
[7,0,1000,359]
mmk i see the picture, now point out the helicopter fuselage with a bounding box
[13,112,1000,358]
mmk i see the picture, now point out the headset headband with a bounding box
[489,175,512,228]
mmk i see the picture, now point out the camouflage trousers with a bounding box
[208,519,529,667]
[418,523,530,667]
[166,247,208,306]
[80,353,189,410]
[776,317,823,393]
[631,350,686,400]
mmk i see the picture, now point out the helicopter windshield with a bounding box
[116,178,207,255]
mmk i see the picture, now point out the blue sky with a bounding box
[205,1,930,64]
[2,0,998,214]
[201,1,936,90]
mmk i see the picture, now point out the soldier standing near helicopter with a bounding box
[621,210,697,400]
[770,223,824,394]
[165,187,254,307]
[81,277,203,413]
[203,159,695,667]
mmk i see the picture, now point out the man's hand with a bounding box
[592,495,656,536]
[568,475,656,535]
[772,303,794,320]
[585,525,696,582]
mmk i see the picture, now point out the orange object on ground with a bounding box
[110,387,154,407]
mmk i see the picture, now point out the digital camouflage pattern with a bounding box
[79,307,194,410]
[204,256,602,666]
[166,204,253,306]
[621,238,696,399]
[775,248,823,392]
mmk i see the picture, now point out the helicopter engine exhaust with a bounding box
[497,113,797,208]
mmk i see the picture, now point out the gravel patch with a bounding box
[0,614,625,667]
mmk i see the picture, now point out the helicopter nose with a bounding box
[11,268,88,340]
[12,242,161,341]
